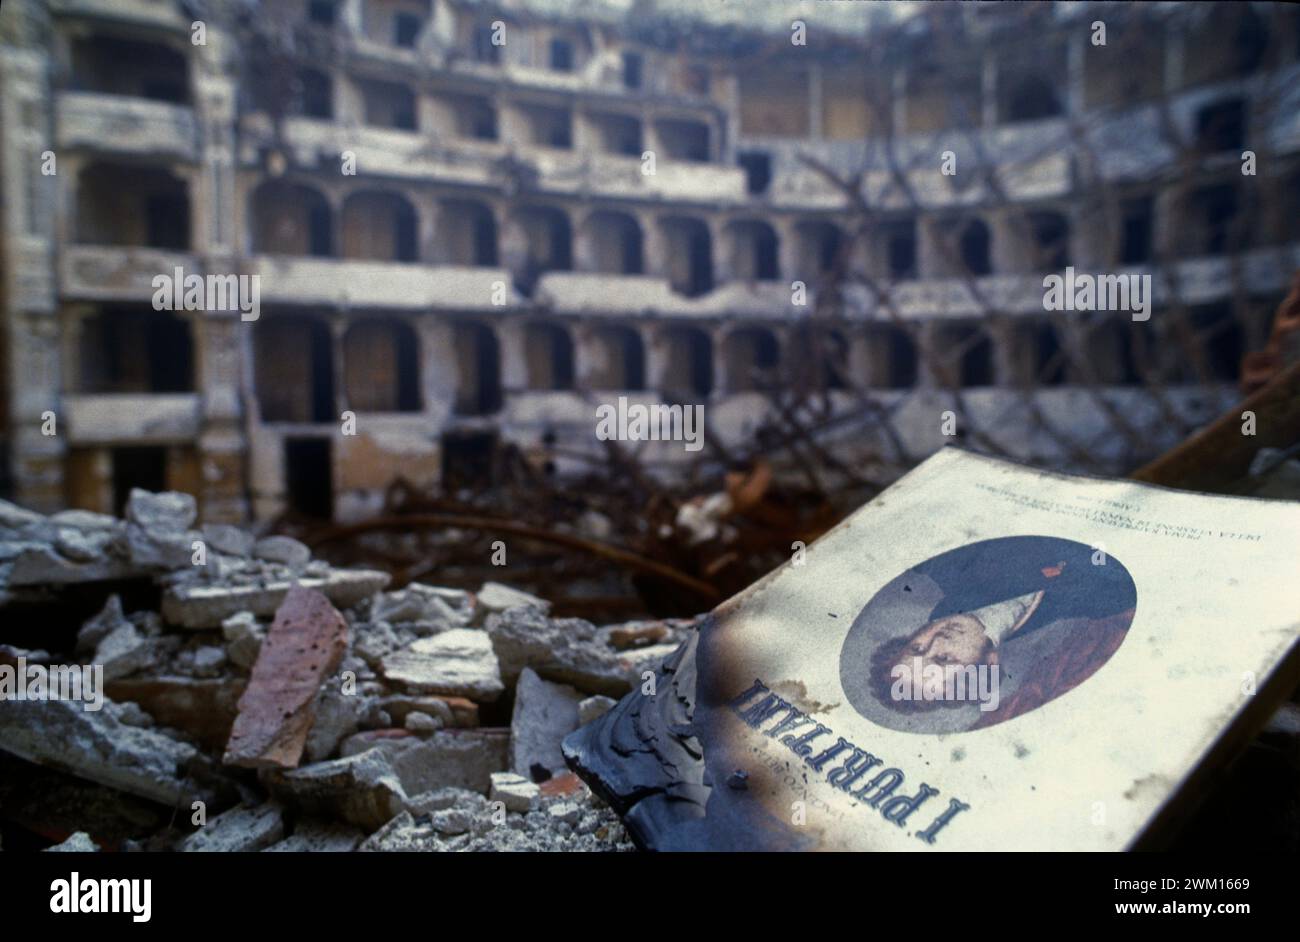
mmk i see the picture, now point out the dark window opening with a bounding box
[396,209,417,262]
[361,80,417,130]
[1188,184,1239,256]
[1195,98,1246,153]
[805,225,843,274]
[550,38,574,72]
[71,36,189,104]
[622,51,643,89]
[344,194,420,262]
[473,25,501,64]
[145,193,190,250]
[937,323,994,387]
[284,438,332,519]
[111,447,167,518]
[623,231,643,274]
[591,113,641,156]
[1027,211,1070,270]
[619,330,645,390]
[886,221,917,279]
[548,115,572,149]
[656,119,710,162]
[474,215,497,266]
[140,78,188,103]
[394,12,421,48]
[299,69,333,119]
[511,208,572,295]
[738,151,772,196]
[794,328,849,390]
[309,202,332,257]
[455,97,498,140]
[957,220,992,276]
[1119,196,1154,264]
[1031,322,1066,386]
[1002,74,1062,123]
[256,318,335,423]
[733,223,779,281]
[663,328,713,397]
[755,233,778,280]
[308,0,337,26]
[344,321,420,412]
[872,326,916,389]
[726,329,780,392]
[525,323,575,391]
[1231,11,1268,76]
[663,219,713,297]
[80,308,194,394]
[453,323,502,416]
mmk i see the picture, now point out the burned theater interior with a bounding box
[1,0,1299,911]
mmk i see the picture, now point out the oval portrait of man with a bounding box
[840,536,1137,733]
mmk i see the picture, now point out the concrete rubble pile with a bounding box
[0,489,699,852]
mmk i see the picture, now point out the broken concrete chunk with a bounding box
[162,569,389,630]
[262,822,363,853]
[126,524,195,570]
[265,748,410,831]
[476,581,550,616]
[50,509,118,530]
[221,611,264,669]
[190,645,228,678]
[372,583,476,628]
[223,586,349,770]
[76,594,130,655]
[490,772,540,813]
[578,695,617,726]
[487,606,637,696]
[0,498,46,530]
[380,628,504,702]
[548,801,581,826]
[95,621,156,681]
[125,489,198,570]
[180,804,285,852]
[0,698,199,806]
[510,668,581,778]
[405,711,441,733]
[202,524,254,558]
[340,728,509,796]
[43,832,101,853]
[252,535,311,569]
[126,489,196,533]
[305,681,364,763]
[55,526,114,563]
[7,546,137,586]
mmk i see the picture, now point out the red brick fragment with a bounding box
[539,771,585,798]
[222,586,348,769]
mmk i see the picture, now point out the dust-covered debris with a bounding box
[43,832,101,853]
[179,803,285,853]
[378,629,503,701]
[510,668,582,778]
[0,492,665,851]
[0,698,203,806]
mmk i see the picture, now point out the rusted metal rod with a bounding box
[308,512,722,601]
